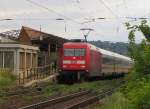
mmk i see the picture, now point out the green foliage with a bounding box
[95,93,129,109]
[126,21,150,75]
[139,20,150,42]
[121,74,150,109]
[117,20,150,109]
[0,69,16,88]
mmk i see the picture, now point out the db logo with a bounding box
[71,61,77,64]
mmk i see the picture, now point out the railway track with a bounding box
[18,89,113,109]
[64,90,112,109]
[18,79,124,109]
[18,90,91,109]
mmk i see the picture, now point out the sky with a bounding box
[0,0,150,42]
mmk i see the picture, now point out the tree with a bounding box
[126,20,150,75]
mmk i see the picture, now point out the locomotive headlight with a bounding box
[63,65,67,68]
[77,60,85,64]
[63,60,71,64]
[80,65,86,68]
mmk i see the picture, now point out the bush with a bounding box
[136,86,150,109]
[0,69,16,88]
[120,73,150,109]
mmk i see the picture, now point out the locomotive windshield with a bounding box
[64,48,85,56]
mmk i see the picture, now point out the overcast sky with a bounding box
[0,0,150,42]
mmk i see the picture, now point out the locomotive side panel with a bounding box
[58,47,63,70]
[89,50,102,76]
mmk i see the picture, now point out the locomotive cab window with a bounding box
[64,48,85,56]
[64,49,74,56]
[75,49,85,56]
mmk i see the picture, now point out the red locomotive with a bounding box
[58,41,132,82]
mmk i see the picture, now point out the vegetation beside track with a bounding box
[0,69,16,103]
[43,78,122,96]
[90,92,128,109]
[0,69,16,88]
[91,74,150,109]
[23,78,123,101]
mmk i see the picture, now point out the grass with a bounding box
[92,74,150,109]
[43,79,122,97]
[0,69,16,88]
[20,79,122,102]
[0,69,16,103]
[95,92,129,109]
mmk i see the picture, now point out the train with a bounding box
[58,41,132,83]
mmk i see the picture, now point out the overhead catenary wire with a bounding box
[97,0,119,19]
[23,0,142,24]
[66,0,96,25]
[122,0,131,18]
[93,30,106,37]
[25,0,82,25]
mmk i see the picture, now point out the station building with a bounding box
[0,26,68,77]
[0,36,39,75]
[18,26,68,67]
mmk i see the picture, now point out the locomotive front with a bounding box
[58,42,89,83]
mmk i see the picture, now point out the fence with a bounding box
[18,65,55,84]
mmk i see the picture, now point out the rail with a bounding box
[18,79,124,109]
[18,90,91,109]
[64,90,112,109]
[18,89,115,109]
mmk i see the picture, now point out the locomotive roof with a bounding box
[64,42,132,62]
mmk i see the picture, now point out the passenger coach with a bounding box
[58,42,132,82]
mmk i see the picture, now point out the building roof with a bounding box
[20,26,68,41]
[18,26,69,46]
[0,43,39,51]
[0,36,18,44]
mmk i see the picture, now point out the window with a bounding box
[32,54,37,67]
[64,49,74,56]
[4,51,14,69]
[102,56,114,65]
[20,52,25,69]
[0,51,3,68]
[64,48,85,56]
[26,53,31,68]
[75,49,85,56]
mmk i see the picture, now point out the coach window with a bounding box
[124,61,129,66]
[115,58,121,65]
[103,57,113,65]
[121,60,125,66]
